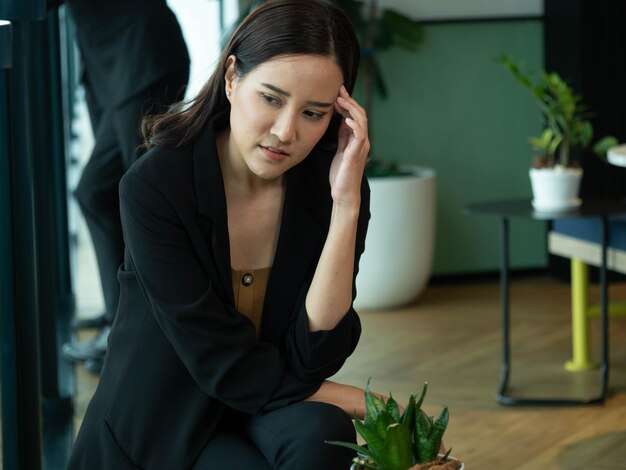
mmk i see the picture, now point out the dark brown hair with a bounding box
[142,0,360,150]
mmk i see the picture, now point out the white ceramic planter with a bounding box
[529,166,583,212]
[354,166,436,311]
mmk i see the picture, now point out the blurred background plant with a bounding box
[497,55,617,169]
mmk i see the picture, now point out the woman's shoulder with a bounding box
[127,144,192,183]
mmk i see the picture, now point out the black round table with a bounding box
[465,198,626,406]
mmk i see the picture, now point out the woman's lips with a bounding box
[260,145,290,161]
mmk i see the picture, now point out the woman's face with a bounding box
[224,54,344,181]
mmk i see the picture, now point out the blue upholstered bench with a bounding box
[548,215,626,370]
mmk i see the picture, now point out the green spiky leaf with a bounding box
[415,382,428,410]
[354,419,385,462]
[385,394,401,422]
[383,423,413,470]
[421,406,449,463]
[365,378,386,426]
[374,410,395,441]
[324,441,380,466]
[400,394,416,433]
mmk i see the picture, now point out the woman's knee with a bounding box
[248,402,356,470]
[193,431,271,470]
[297,402,356,444]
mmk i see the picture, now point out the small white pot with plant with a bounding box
[498,55,617,213]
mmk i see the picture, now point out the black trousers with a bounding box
[74,67,188,323]
[193,402,357,470]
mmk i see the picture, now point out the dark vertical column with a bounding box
[544,0,626,198]
[0,15,44,470]
[0,20,20,470]
[1,0,75,467]
[545,0,626,282]
[48,5,77,402]
[34,8,75,469]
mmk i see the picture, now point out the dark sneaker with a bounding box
[71,313,108,330]
[61,326,110,362]
[84,356,104,374]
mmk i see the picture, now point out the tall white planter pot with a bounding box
[354,166,436,311]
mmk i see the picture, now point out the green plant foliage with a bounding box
[377,9,425,53]
[593,136,619,163]
[326,380,453,470]
[335,0,424,96]
[497,55,617,168]
[364,160,413,178]
[334,0,424,177]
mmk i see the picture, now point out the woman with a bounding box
[69,1,373,468]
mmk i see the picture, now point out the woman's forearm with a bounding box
[305,203,359,332]
[305,380,389,421]
[304,380,366,419]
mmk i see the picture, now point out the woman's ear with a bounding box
[224,55,238,98]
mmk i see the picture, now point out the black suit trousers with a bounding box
[193,401,357,470]
[74,66,188,322]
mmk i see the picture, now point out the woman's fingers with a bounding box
[335,86,366,119]
[336,89,368,150]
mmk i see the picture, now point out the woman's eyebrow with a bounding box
[261,83,333,108]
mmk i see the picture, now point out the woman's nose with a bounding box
[271,110,297,143]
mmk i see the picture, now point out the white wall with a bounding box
[167,0,239,100]
[379,0,543,21]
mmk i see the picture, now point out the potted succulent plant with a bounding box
[326,381,463,470]
[497,55,617,212]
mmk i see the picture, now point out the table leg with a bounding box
[497,217,511,400]
[565,259,597,371]
[600,215,609,400]
[496,215,606,406]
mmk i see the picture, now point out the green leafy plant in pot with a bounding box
[497,55,617,212]
[326,381,463,470]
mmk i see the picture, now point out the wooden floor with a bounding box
[74,274,626,469]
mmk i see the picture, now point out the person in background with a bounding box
[68,1,378,468]
[59,0,189,373]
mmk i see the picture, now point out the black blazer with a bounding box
[68,118,371,469]
[67,0,189,107]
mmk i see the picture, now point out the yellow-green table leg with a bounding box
[565,258,598,371]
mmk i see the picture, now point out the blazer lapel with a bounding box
[191,116,327,334]
[192,119,234,306]
[261,163,323,345]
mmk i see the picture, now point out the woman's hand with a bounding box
[304,381,398,422]
[305,381,368,420]
[329,86,370,208]
[305,86,368,330]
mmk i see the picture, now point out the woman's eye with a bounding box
[304,110,326,121]
[260,93,281,106]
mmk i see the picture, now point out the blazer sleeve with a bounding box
[283,175,371,382]
[119,171,321,414]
